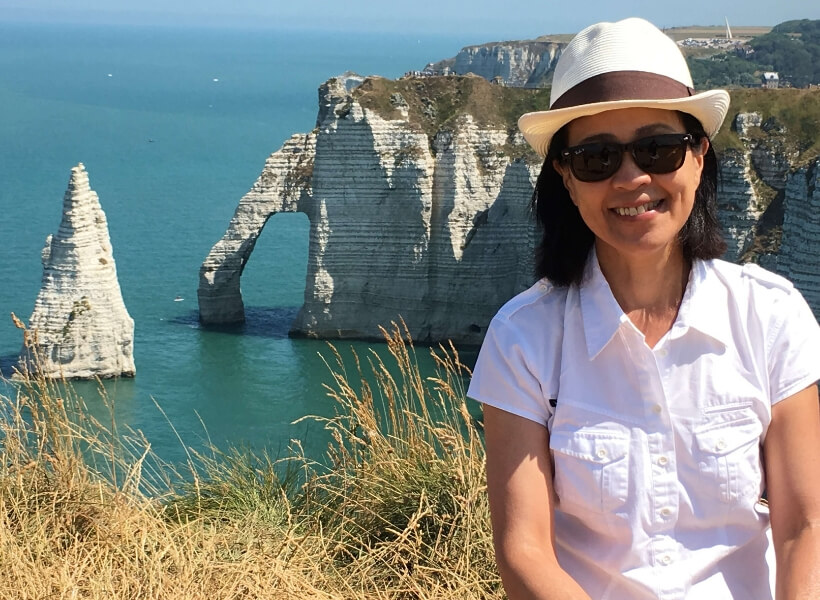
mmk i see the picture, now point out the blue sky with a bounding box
[1,0,818,38]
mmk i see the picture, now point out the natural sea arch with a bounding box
[240,213,310,320]
[197,132,316,326]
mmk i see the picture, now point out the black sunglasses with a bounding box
[559,133,699,183]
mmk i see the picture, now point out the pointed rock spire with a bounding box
[19,163,135,379]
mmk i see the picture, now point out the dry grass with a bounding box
[0,320,500,599]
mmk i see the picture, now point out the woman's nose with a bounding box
[611,152,652,188]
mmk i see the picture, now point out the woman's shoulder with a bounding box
[699,258,818,351]
[483,279,569,361]
[701,258,799,303]
[493,278,570,324]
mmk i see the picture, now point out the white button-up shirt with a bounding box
[468,253,820,600]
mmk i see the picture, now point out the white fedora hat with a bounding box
[519,18,730,157]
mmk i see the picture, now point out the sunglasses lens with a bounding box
[568,143,622,182]
[632,135,688,174]
[563,134,693,182]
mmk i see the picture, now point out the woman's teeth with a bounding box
[614,199,661,216]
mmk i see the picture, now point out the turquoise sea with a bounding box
[0,21,481,465]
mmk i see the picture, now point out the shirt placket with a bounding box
[633,334,686,600]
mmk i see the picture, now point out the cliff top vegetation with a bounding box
[714,88,820,164]
[353,75,820,165]
[353,75,550,161]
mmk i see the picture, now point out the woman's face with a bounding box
[554,107,708,262]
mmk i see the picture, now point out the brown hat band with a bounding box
[550,71,696,110]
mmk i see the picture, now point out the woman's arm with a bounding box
[763,384,820,600]
[484,404,591,600]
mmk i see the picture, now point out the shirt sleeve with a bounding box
[767,286,820,404]
[467,314,555,427]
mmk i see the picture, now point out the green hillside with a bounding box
[688,19,820,88]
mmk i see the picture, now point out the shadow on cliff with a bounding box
[171,306,301,339]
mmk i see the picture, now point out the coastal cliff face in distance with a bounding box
[424,40,563,87]
[19,163,135,379]
[199,76,820,344]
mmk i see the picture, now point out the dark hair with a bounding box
[532,111,726,286]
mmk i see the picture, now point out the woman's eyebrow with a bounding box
[574,133,619,145]
[634,123,681,136]
[573,123,682,145]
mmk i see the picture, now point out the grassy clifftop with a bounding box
[353,75,820,165]
[714,88,820,164]
[353,75,549,154]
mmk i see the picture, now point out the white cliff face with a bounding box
[733,112,762,137]
[20,164,135,379]
[779,159,820,317]
[718,150,761,262]
[430,41,562,87]
[716,112,820,318]
[199,75,538,344]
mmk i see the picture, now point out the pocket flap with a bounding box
[550,429,629,464]
[695,418,763,456]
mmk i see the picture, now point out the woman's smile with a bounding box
[612,198,663,217]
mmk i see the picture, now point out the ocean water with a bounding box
[0,21,480,465]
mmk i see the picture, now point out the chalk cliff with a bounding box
[20,164,135,379]
[425,40,563,87]
[198,133,316,324]
[779,162,820,309]
[715,107,820,315]
[199,79,820,343]
[199,75,538,344]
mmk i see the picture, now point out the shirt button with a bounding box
[596,448,608,459]
[652,404,663,414]
[657,348,668,358]
[716,439,727,451]
[657,456,669,466]
[660,554,672,565]
[661,507,673,517]
[539,283,547,291]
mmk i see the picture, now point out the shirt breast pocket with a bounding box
[549,428,630,515]
[694,413,763,504]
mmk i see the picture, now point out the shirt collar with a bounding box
[670,258,732,348]
[579,252,730,359]
[579,249,632,359]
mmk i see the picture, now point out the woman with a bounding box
[467,18,820,600]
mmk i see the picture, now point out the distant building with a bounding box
[735,44,755,57]
[762,72,779,89]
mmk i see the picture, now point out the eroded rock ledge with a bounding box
[20,163,135,379]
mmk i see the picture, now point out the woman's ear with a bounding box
[553,159,578,206]
[694,135,709,157]
[690,136,709,182]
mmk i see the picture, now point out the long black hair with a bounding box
[532,112,726,286]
